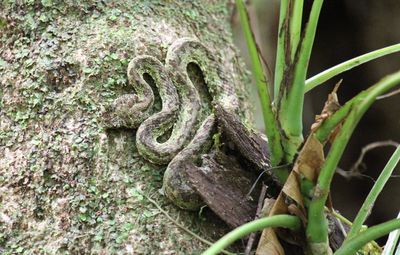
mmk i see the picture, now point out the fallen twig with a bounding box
[245,184,267,255]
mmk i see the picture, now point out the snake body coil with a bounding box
[104,38,238,210]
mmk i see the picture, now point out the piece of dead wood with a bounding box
[186,151,261,229]
[183,102,349,254]
[327,213,349,251]
[215,105,277,184]
[245,184,268,255]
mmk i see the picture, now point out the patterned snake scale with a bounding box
[103,38,239,210]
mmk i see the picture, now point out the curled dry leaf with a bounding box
[311,80,342,132]
[256,135,325,254]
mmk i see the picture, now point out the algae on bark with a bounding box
[0,1,252,254]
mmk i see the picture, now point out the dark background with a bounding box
[232,0,400,239]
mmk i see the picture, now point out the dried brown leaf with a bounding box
[256,228,285,255]
[311,80,342,132]
[256,135,325,254]
[293,135,325,182]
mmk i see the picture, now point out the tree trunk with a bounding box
[0,1,251,254]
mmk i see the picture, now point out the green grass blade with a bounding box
[305,43,400,92]
[334,219,400,255]
[202,215,301,255]
[236,0,284,167]
[346,145,400,241]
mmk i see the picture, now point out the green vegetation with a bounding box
[204,0,400,254]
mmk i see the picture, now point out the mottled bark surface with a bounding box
[0,1,252,254]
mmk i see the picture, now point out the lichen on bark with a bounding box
[0,1,251,254]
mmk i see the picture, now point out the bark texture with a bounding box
[0,1,251,254]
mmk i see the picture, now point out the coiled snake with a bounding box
[103,38,239,210]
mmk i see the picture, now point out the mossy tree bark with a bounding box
[0,1,252,254]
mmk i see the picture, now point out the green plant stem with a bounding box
[202,215,301,255]
[334,219,400,255]
[346,145,400,241]
[273,0,289,101]
[306,71,400,251]
[279,0,324,162]
[290,0,303,59]
[305,43,400,92]
[329,209,353,227]
[236,0,284,168]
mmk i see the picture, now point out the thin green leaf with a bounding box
[346,145,400,240]
[334,219,400,255]
[305,43,400,92]
[202,215,301,255]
